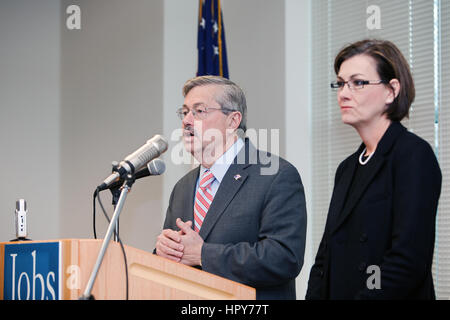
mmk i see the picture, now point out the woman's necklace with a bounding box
[359,147,375,165]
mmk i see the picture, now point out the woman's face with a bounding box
[336,54,395,129]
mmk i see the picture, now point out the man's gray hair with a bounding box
[182,75,247,133]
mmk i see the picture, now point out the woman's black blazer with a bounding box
[306,121,442,299]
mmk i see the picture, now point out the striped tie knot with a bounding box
[199,170,215,189]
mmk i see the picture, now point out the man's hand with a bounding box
[155,227,184,262]
[176,218,204,266]
[155,219,204,266]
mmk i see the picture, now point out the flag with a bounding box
[197,0,229,78]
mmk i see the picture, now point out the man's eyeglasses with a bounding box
[176,105,235,120]
[330,79,387,91]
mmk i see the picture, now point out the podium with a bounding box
[0,239,256,300]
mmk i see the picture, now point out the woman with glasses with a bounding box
[306,39,442,299]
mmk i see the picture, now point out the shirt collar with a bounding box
[200,138,245,183]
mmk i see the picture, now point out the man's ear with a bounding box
[228,111,242,130]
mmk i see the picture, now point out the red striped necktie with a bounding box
[194,169,215,232]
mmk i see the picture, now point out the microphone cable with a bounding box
[92,187,129,300]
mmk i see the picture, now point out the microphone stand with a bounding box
[80,174,136,300]
[110,161,121,242]
[110,186,121,242]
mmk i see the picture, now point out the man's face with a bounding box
[182,84,231,163]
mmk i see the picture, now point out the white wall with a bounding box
[59,0,165,252]
[0,0,61,241]
[285,0,312,299]
[222,0,286,156]
[162,0,198,219]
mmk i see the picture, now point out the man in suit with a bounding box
[155,76,307,299]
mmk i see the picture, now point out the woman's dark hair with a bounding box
[334,39,415,121]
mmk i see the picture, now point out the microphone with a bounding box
[107,158,166,190]
[97,134,168,191]
[147,157,166,176]
[15,199,28,239]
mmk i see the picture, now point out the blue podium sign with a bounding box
[3,242,61,300]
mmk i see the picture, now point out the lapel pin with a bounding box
[234,174,241,181]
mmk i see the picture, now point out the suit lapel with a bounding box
[199,165,248,240]
[331,153,386,234]
[330,121,406,234]
[328,152,358,230]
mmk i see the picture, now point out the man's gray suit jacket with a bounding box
[163,139,307,299]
